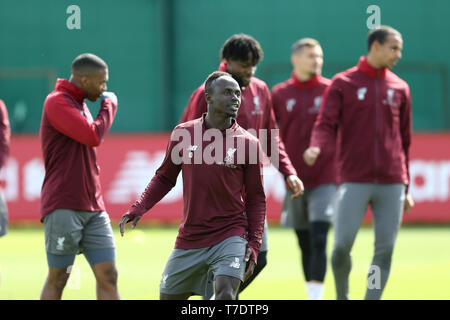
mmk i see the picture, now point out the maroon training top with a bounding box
[39,79,117,220]
[126,115,267,262]
[272,73,336,189]
[179,62,298,179]
[310,56,412,188]
[0,99,11,171]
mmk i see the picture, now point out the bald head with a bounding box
[71,53,108,77]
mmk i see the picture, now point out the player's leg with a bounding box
[306,184,337,299]
[41,209,83,300]
[236,218,269,298]
[364,184,405,300]
[281,190,311,282]
[159,247,208,300]
[209,236,247,300]
[331,183,371,300]
[215,275,241,300]
[81,211,119,300]
[0,191,8,237]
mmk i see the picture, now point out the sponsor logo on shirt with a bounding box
[251,96,263,115]
[286,98,296,112]
[357,87,367,100]
[187,145,198,159]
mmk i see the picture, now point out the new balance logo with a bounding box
[286,98,296,112]
[230,257,241,269]
[187,145,198,159]
[357,87,367,100]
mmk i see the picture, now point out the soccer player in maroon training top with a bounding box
[271,38,336,300]
[40,54,119,300]
[120,71,266,300]
[305,26,415,300]
[0,99,10,238]
[179,34,304,297]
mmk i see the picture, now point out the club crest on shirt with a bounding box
[383,88,398,108]
[286,98,296,112]
[217,148,237,168]
[357,87,367,100]
[251,96,263,115]
[308,96,322,114]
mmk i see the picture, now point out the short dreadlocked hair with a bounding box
[220,33,264,65]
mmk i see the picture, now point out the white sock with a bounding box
[209,294,215,300]
[306,282,325,300]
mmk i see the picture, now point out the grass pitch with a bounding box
[0,225,449,300]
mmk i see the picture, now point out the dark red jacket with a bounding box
[272,73,336,189]
[179,63,298,179]
[40,79,117,220]
[126,116,266,262]
[0,99,11,171]
[310,56,412,188]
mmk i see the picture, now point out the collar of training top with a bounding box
[357,56,387,79]
[201,113,238,134]
[55,78,85,103]
[291,71,321,89]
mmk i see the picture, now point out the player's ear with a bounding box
[205,92,213,104]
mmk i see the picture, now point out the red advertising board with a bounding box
[2,133,449,225]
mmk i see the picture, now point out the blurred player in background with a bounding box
[120,71,266,300]
[305,26,414,300]
[180,33,304,298]
[39,53,119,300]
[271,38,336,300]
[0,99,10,288]
[0,99,10,240]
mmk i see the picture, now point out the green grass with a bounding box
[0,225,449,300]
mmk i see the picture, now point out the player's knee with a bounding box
[215,276,239,300]
[47,270,70,290]
[332,243,351,262]
[373,244,395,266]
[311,232,327,251]
[215,286,237,300]
[96,265,118,287]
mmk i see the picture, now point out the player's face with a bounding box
[226,54,257,88]
[82,68,108,102]
[377,35,403,69]
[209,76,241,118]
[292,45,323,76]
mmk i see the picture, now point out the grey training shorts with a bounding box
[43,209,115,256]
[281,184,337,229]
[160,236,248,296]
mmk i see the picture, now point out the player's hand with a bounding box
[243,247,256,282]
[101,91,118,106]
[119,213,141,237]
[286,175,304,199]
[303,146,321,166]
[403,193,414,214]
